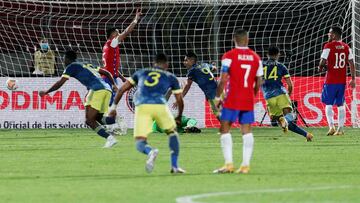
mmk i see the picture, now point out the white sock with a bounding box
[220,133,233,164]
[241,133,254,167]
[325,105,335,128]
[338,106,346,129]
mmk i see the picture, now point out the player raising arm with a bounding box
[213,29,263,174]
[318,25,356,135]
[262,46,313,141]
[102,8,142,105]
[39,50,119,148]
[108,53,186,174]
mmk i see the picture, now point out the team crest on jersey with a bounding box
[125,86,137,113]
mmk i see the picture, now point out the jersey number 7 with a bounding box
[241,64,251,87]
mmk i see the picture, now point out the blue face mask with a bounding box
[40,43,49,50]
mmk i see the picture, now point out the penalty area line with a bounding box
[176,185,355,203]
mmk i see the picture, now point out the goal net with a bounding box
[0,0,359,128]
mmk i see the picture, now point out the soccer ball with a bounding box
[6,78,18,91]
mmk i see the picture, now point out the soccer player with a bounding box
[102,8,142,105]
[152,115,201,134]
[213,29,263,174]
[108,53,186,174]
[262,46,313,141]
[319,25,356,135]
[174,52,220,119]
[161,86,200,134]
[39,50,119,148]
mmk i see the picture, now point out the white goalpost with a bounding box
[0,0,359,128]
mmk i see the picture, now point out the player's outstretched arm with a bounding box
[318,58,327,72]
[181,79,192,98]
[118,8,142,41]
[349,59,356,88]
[215,72,228,106]
[172,79,192,109]
[117,70,127,82]
[165,88,172,101]
[39,77,68,97]
[108,80,133,117]
[99,68,118,91]
[174,93,184,125]
[284,77,293,96]
[210,62,218,72]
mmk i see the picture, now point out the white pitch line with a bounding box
[176,185,355,203]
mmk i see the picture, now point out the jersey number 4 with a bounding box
[334,53,346,69]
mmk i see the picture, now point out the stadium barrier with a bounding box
[0,77,358,129]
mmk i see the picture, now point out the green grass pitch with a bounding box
[1,127,360,203]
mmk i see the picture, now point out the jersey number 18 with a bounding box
[334,53,346,69]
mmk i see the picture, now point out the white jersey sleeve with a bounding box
[348,48,354,60]
[110,38,119,48]
[256,60,264,76]
[321,48,330,60]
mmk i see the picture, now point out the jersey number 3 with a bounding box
[144,72,161,87]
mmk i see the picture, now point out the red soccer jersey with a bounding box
[102,37,120,77]
[221,47,263,110]
[321,40,353,84]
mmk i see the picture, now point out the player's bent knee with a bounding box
[135,136,147,141]
[164,128,176,135]
[85,119,97,129]
[282,107,292,115]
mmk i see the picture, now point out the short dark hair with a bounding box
[106,27,117,39]
[233,28,248,39]
[268,46,280,56]
[331,25,342,37]
[65,50,77,61]
[185,51,198,62]
[39,37,47,42]
[154,53,168,64]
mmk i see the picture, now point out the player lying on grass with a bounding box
[109,53,186,174]
[261,46,313,142]
[156,87,201,134]
[39,50,119,148]
[152,115,201,134]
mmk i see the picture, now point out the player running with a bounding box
[213,29,263,174]
[319,25,356,135]
[109,53,186,174]
[262,46,313,141]
[39,50,119,148]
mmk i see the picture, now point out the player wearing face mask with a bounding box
[33,38,56,75]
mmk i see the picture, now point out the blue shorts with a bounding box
[220,108,254,124]
[321,84,345,106]
[103,76,118,105]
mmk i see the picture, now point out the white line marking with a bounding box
[176,185,355,203]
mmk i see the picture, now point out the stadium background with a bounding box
[0,0,359,128]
